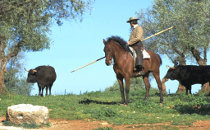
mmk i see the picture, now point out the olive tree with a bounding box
[0,0,94,94]
[137,0,210,93]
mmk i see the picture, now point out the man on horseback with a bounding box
[127,17,144,74]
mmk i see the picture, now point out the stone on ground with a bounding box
[6,104,49,125]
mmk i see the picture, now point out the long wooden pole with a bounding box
[71,26,174,73]
[141,26,174,41]
[71,56,105,73]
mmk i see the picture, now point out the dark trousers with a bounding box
[130,41,143,68]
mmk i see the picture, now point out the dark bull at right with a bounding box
[162,65,210,95]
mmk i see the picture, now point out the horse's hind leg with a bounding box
[143,74,151,100]
[117,75,125,104]
[125,76,131,105]
[152,72,163,103]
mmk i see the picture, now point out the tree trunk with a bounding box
[0,42,9,94]
[161,82,167,94]
[191,47,210,94]
[0,69,9,95]
[199,82,210,95]
[0,39,22,95]
[176,83,186,94]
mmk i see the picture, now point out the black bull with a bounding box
[26,65,57,96]
[162,65,210,94]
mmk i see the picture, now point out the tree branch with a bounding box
[6,41,23,61]
[163,38,186,64]
[191,47,201,61]
[191,47,206,65]
[204,47,207,62]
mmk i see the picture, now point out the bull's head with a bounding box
[163,65,178,81]
[26,69,38,83]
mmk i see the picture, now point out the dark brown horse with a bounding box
[103,36,163,105]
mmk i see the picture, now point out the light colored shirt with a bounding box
[128,25,143,45]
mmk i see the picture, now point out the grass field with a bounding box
[0,85,210,127]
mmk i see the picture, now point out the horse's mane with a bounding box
[106,36,130,52]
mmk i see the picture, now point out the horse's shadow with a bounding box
[79,99,118,105]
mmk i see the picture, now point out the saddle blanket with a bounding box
[142,49,151,59]
[129,47,151,59]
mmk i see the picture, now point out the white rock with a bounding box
[0,125,22,130]
[6,104,49,125]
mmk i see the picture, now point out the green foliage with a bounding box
[172,94,210,115]
[0,0,94,94]
[138,0,210,64]
[1,90,210,128]
[0,0,94,51]
[4,53,33,96]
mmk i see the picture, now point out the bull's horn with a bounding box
[24,68,29,72]
[32,69,37,73]
[166,65,175,69]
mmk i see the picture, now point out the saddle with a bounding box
[129,47,150,68]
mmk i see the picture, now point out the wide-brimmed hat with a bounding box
[127,17,139,23]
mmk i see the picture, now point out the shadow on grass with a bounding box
[2,120,50,129]
[79,99,118,105]
[174,104,210,115]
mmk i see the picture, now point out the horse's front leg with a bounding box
[152,72,163,103]
[143,74,151,100]
[117,75,125,104]
[125,76,131,105]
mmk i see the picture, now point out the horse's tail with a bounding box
[158,54,162,65]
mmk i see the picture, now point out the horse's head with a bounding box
[103,39,112,66]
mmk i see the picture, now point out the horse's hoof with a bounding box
[159,103,163,106]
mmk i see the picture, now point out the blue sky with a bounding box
[24,0,209,95]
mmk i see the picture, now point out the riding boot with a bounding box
[130,41,144,75]
[135,50,143,69]
[135,51,144,75]
[133,42,144,75]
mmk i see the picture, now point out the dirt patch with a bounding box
[1,117,210,130]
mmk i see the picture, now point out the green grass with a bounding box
[0,86,210,128]
[93,127,114,130]
[3,120,51,129]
